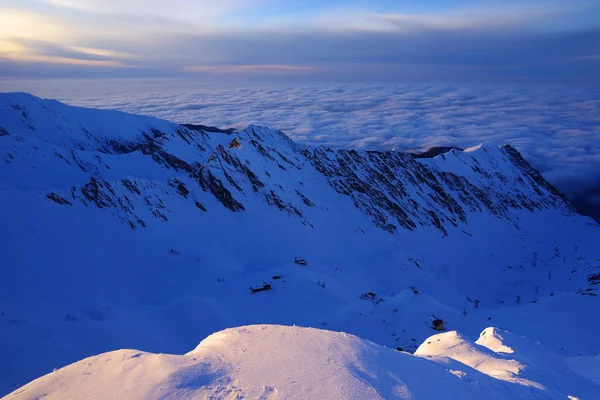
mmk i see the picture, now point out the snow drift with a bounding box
[6,325,597,400]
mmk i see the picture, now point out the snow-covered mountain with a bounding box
[8,325,599,400]
[1,93,599,398]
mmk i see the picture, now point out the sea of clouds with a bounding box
[3,79,599,221]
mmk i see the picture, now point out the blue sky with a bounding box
[1,0,599,81]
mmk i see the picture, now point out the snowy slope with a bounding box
[1,93,599,397]
[7,324,597,400]
[416,327,599,397]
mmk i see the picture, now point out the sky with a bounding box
[1,0,600,82]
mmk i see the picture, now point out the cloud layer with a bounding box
[3,79,599,220]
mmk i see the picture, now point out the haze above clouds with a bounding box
[1,0,599,82]
[3,79,599,221]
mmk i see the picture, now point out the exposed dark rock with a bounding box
[101,139,140,155]
[198,170,245,212]
[214,145,265,192]
[224,170,244,193]
[70,150,98,173]
[144,195,169,222]
[182,124,235,134]
[149,128,164,138]
[168,179,190,198]
[121,178,141,195]
[295,190,314,207]
[0,126,9,136]
[265,191,304,219]
[250,139,276,162]
[46,192,72,205]
[275,150,299,169]
[150,150,194,173]
[53,151,72,165]
[175,129,191,145]
[411,147,462,159]
[80,178,116,208]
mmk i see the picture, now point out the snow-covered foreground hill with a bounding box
[7,324,599,399]
[1,93,599,398]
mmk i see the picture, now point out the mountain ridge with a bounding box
[0,92,578,234]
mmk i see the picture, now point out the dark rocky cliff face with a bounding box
[34,118,576,237]
[0,94,577,237]
[303,144,574,235]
